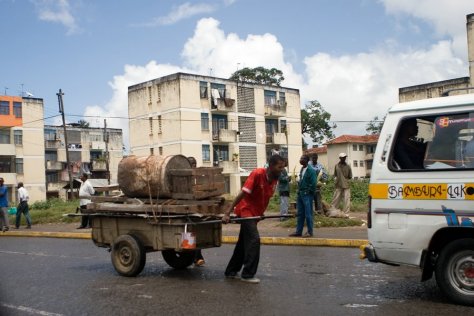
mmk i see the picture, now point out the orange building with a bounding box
[0,95,23,127]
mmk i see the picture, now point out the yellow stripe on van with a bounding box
[369,183,474,200]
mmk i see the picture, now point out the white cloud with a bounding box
[380,0,474,58]
[33,0,79,35]
[155,2,216,26]
[223,0,236,6]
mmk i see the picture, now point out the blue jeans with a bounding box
[296,193,314,235]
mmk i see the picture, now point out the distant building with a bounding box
[399,13,474,102]
[0,95,46,203]
[44,125,123,199]
[128,72,302,196]
[324,135,378,179]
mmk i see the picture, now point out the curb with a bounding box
[0,231,367,248]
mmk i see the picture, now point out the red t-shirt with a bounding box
[235,168,277,218]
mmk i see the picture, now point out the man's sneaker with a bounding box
[302,232,313,238]
[289,232,302,237]
[240,277,260,284]
[225,273,239,279]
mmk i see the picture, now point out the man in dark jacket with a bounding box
[290,155,317,237]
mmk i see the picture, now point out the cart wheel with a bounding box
[162,250,195,269]
[435,238,474,306]
[111,234,146,277]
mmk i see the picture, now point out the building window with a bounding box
[46,172,59,183]
[44,129,57,141]
[213,145,229,162]
[0,156,13,172]
[157,84,161,102]
[15,158,23,174]
[264,90,277,106]
[149,117,153,135]
[201,113,209,131]
[280,120,287,133]
[14,130,22,145]
[13,102,22,118]
[0,101,9,115]
[202,145,210,161]
[148,86,152,105]
[352,144,358,151]
[45,151,58,161]
[210,83,226,98]
[159,146,163,155]
[279,92,286,106]
[427,89,432,98]
[0,129,10,144]
[157,115,162,134]
[360,160,364,167]
[200,81,208,98]
[353,160,358,167]
[359,144,364,151]
[150,147,154,155]
[212,114,228,139]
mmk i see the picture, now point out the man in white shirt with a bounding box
[77,173,95,229]
[15,182,31,229]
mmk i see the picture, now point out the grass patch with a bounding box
[279,215,363,228]
[8,198,80,225]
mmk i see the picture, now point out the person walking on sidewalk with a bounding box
[278,159,290,221]
[309,153,327,215]
[77,174,95,229]
[331,153,353,216]
[290,155,317,237]
[0,178,9,232]
[15,182,31,229]
[222,154,286,284]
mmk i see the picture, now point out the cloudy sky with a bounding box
[1,0,474,147]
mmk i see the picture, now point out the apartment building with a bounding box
[44,124,123,199]
[0,95,46,203]
[325,135,378,179]
[399,14,474,102]
[128,72,302,196]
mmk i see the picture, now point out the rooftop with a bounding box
[306,146,327,155]
[325,134,379,145]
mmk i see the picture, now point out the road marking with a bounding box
[344,303,378,308]
[1,303,64,316]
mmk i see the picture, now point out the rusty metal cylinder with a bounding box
[118,155,191,198]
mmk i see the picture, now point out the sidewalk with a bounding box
[0,207,370,248]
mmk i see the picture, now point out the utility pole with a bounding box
[104,119,110,185]
[57,89,74,200]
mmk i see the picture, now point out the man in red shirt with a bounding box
[222,154,286,283]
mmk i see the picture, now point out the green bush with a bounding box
[9,198,80,225]
[279,215,363,228]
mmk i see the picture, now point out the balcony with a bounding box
[266,132,287,145]
[264,101,286,117]
[0,143,16,155]
[365,153,374,160]
[211,98,235,112]
[90,141,105,150]
[46,161,63,171]
[218,160,238,174]
[45,140,60,149]
[47,182,64,192]
[92,159,107,171]
[212,129,238,143]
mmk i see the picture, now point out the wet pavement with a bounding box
[1,237,472,315]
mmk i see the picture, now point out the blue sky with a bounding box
[1,0,474,146]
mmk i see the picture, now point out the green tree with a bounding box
[77,119,89,128]
[365,115,385,135]
[229,66,284,86]
[301,100,336,145]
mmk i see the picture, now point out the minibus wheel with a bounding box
[435,238,474,306]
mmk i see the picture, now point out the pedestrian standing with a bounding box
[223,154,286,284]
[278,159,290,221]
[188,156,205,267]
[77,173,95,229]
[309,153,327,214]
[0,177,9,232]
[331,153,353,216]
[290,155,317,237]
[15,182,31,229]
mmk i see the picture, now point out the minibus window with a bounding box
[391,118,428,170]
[425,112,474,169]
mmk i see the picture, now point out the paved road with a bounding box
[0,238,471,316]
